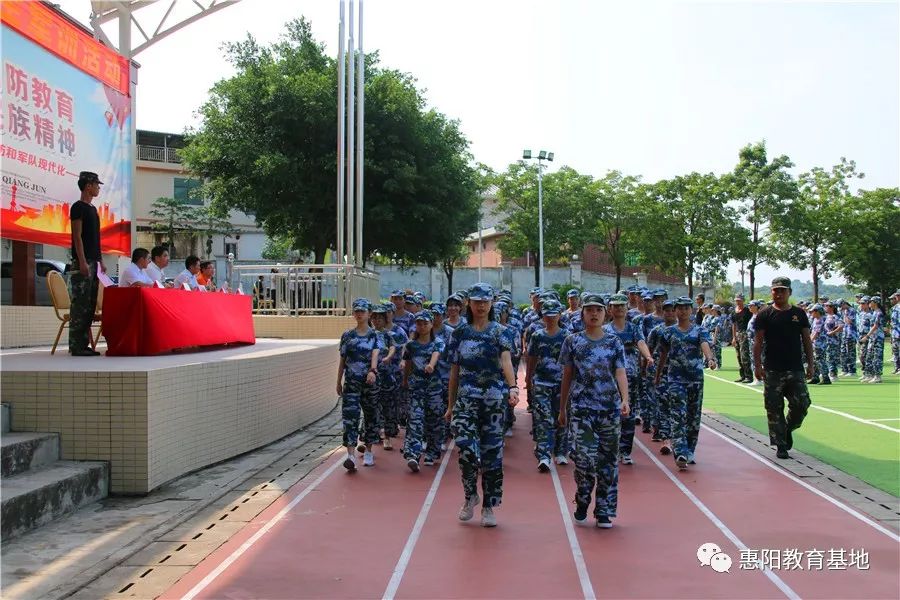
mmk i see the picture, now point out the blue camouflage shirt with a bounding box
[566,309,584,333]
[389,323,409,368]
[641,313,664,340]
[404,338,446,393]
[339,328,382,381]
[892,304,900,338]
[393,311,416,336]
[559,331,626,413]
[824,314,841,341]
[869,311,885,340]
[374,328,394,366]
[603,320,645,378]
[448,321,515,401]
[526,327,567,387]
[433,323,453,384]
[842,308,858,340]
[659,324,710,383]
[811,317,826,349]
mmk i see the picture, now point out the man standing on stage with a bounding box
[732,293,753,382]
[69,171,105,356]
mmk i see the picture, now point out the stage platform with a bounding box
[0,339,339,494]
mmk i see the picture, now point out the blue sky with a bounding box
[56,0,899,285]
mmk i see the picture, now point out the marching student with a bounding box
[429,303,454,452]
[809,304,830,385]
[840,299,858,376]
[861,297,885,383]
[445,294,467,330]
[857,296,872,379]
[445,283,519,527]
[371,304,398,451]
[337,299,382,471]
[823,302,843,381]
[654,297,717,471]
[565,289,584,333]
[402,310,446,471]
[647,299,677,449]
[558,293,629,529]
[891,291,900,375]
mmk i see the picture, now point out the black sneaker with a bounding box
[71,348,101,356]
[675,455,688,470]
[808,378,820,385]
[634,416,642,425]
[660,444,673,456]
[343,456,357,472]
[641,425,652,434]
[776,447,790,459]
[821,378,832,385]
[651,433,663,442]
[734,377,746,383]
[785,429,793,451]
[573,503,588,524]
[596,516,613,529]
[357,443,366,454]
[407,458,420,473]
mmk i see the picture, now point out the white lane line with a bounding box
[701,424,900,543]
[180,453,346,600]
[382,443,455,600]
[705,372,900,434]
[868,418,900,422]
[633,438,800,599]
[550,463,597,600]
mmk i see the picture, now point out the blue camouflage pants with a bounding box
[639,371,655,431]
[841,337,858,374]
[825,337,840,377]
[403,386,444,462]
[669,381,703,461]
[376,370,401,439]
[655,378,672,439]
[453,393,506,507]
[712,342,723,369]
[813,344,828,380]
[531,382,569,461]
[570,405,620,518]
[618,373,639,456]
[893,338,900,372]
[342,378,379,448]
[858,339,870,371]
[864,337,885,377]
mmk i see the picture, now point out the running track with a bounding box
[162,409,899,600]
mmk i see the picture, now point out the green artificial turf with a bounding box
[702,346,900,497]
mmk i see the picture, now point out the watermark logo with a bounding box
[698,543,732,574]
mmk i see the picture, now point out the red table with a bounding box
[101,287,255,356]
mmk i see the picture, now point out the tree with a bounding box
[494,163,589,286]
[771,158,864,301]
[831,187,900,298]
[261,234,302,262]
[197,205,237,259]
[441,242,469,295]
[644,173,747,298]
[148,196,202,258]
[725,141,798,299]
[180,19,479,267]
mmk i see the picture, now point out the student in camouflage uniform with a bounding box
[565,288,584,333]
[604,294,653,466]
[753,277,814,460]
[402,311,446,471]
[68,171,105,356]
[445,283,519,528]
[371,304,398,450]
[390,290,415,335]
[429,303,453,451]
[840,299,858,376]
[494,300,520,437]
[861,297,885,384]
[655,297,717,471]
[809,305,830,385]
[732,294,753,383]
[823,302,842,381]
[891,291,900,375]
[445,294,467,330]
[857,296,872,377]
[337,299,382,471]
[709,305,724,368]
[746,300,764,386]
[525,298,570,472]
[638,291,666,434]
[647,300,676,449]
[558,294,629,529]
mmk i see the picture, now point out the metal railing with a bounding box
[232,264,380,316]
[137,144,182,163]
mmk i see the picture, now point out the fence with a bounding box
[137,144,181,163]
[231,264,379,316]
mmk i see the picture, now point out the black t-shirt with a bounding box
[70,200,101,262]
[733,307,752,331]
[755,305,810,372]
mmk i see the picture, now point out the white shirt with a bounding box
[173,269,200,290]
[145,261,166,284]
[120,262,154,287]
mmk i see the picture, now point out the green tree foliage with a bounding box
[771,158,864,301]
[180,18,480,266]
[148,196,202,258]
[725,141,798,299]
[830,187,900,298]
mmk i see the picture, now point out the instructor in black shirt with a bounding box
[69,171,105,356]
[753,276,815,459]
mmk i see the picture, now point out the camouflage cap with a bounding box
[529,287,543,296]
[653,288,668,297]
[582,293,606,307]
[456,289,470,299]
[469,282,495,301]
[641,293,654,302]
[541,299,563,316]
[661,299,675,309]
[567,289,580,298]
[78,171,103,185]
[382,301,395,312]
[606,293,628,305]
[891,290,900,298]
[371,303,388,314]
[860,296,870,303]
[674,296,694,307]
[429,302,446,315]
[352,298,370,311]
[414,310,433,322]
[413,292,427,303]
[771,276,792,289]
[869,296,882,305]
[446,293,463,305]
[404,295,417,304]
[390,289,405,298]
[494,301,510,314]
[734,293,745,301]
[626,285,641,294]
[810,304,824,313]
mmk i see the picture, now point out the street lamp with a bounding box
[522,148,554,287]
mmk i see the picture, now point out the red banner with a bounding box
[1,1,129,96]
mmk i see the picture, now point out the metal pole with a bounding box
[346,0,355,266]
[478,218,483,281]
[537,159,544,288]
[336,0,346,264]
[355,0,364,267]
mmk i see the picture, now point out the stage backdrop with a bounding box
[1,1,132,255]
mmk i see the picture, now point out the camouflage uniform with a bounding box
[432,319,453,447]
[603,316,644,459]
[840,305,858,374]
[810,313,828,382]
[864,309,885,378]
[763,370,811,447]
[374,323,400,440]
[448,319,516,508]
[68,261,99,353]
[857,304,872,369]
[526,325,569,462]
[339,327,382,448]
[891,299,900,373]
[647,321,672,439]
[559,330,626,519]
[402,334,446,463]
[823,310,841,378]
[659,323,710,462]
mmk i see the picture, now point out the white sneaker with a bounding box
[751,379,763,387]
[538,458,551,473]
[860,376,872,383]
[504,429,514,438]
[458,493,480,521]
[555,455,569,465]
[868,376,882,384]
[621,454,634,465]
[481,507,497,527]
[363,451,375,467]
[440,442,447,452]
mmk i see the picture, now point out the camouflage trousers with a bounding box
[640,369,656,430]
[403,386,444,462]
[858,339,870,371]
[341,378,379,448]
[893,338,900,371]
[841,337,858,374]
[735,332,752,381]
[530,382,570,461]
[570,406,620,518]
[763,370,811,449]
[655,377,672,439]
[669,381,703,461]
[619,373,639,456]
[712,342,723,369]
[376,370,401,439]
[825,337,840,377]
[864,337,885,377]
[813,345,829,381]
[452,393,506,508]
[68,262,99,353]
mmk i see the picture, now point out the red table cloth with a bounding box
[102,287,255,356]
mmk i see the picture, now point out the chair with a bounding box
[47,271,70,355]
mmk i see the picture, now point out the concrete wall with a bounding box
[253,315,354,339]
[1,306,69,349]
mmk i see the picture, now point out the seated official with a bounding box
[119,248,155,287]
[196,260,217,291]
[173,255,202,290]
[145,245,171,286]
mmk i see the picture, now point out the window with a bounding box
[174,177,203,206]
[224,242,238,260]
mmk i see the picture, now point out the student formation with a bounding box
[336,284,900,530]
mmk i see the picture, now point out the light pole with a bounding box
[522,149,554,288]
